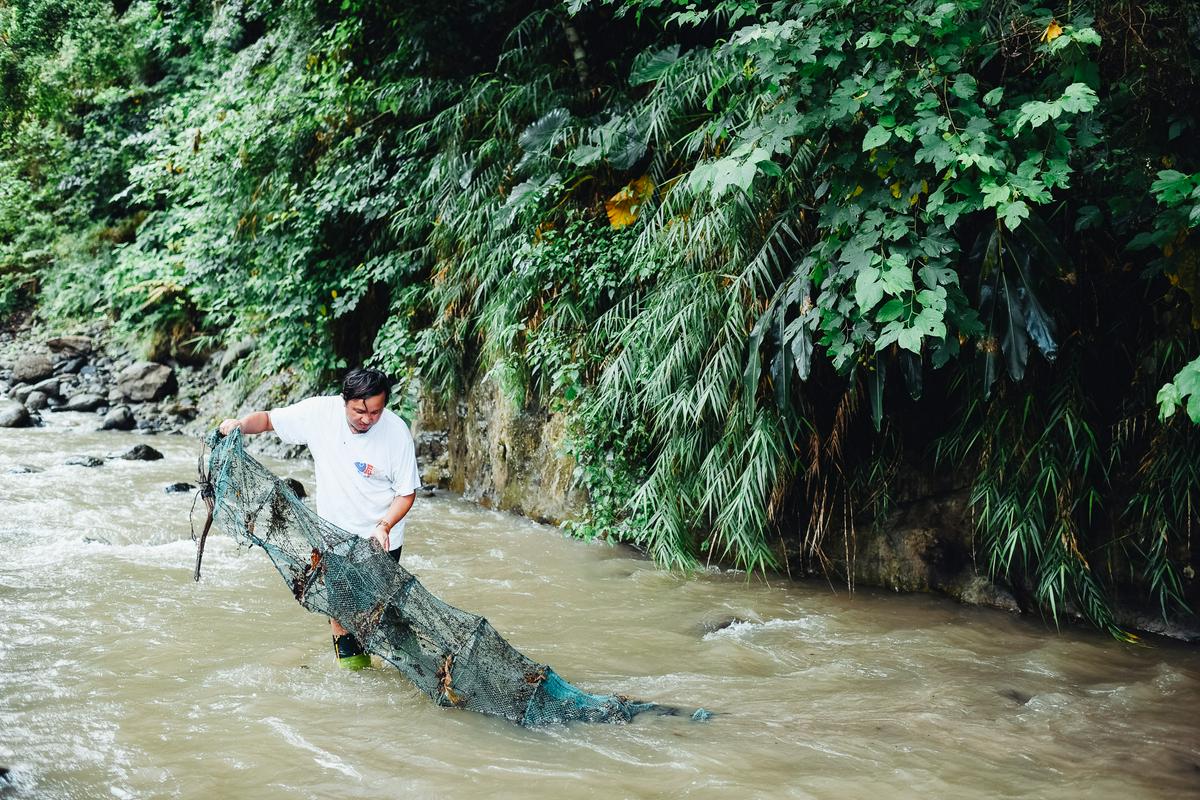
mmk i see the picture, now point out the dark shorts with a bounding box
[387,546,402,563]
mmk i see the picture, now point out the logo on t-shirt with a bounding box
[355,461,375,477]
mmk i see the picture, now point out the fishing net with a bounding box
[194,430,663,727]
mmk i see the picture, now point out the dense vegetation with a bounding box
[3,0,1198,637]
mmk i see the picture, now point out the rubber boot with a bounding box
[333,632,371,670]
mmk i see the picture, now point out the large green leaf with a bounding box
[629,45,681,86]
[518,108,570,154]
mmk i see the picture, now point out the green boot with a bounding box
[333,633,371,670]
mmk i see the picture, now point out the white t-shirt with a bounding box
[269,395,420,550]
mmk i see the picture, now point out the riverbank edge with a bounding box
[2,320,1195,642]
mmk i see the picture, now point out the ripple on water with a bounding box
[4,428,1200,800]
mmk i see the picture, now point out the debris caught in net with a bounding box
[195,430,666,726]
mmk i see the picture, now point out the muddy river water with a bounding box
[1,415,1198,799]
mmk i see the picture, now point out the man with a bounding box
[218,367,420,670]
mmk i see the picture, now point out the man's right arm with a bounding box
[218,410,273,436]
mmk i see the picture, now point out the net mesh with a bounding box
[198,430,659,726]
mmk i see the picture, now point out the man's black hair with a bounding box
[342,367,392,403]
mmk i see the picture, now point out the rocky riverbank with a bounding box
[0,324,211,435]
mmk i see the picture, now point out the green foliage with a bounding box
[480,216,640,405]
[1159,356,1200,423]
[2,0,1198,635]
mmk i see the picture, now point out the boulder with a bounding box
[64,455,104,467]
[283,477,307,498]
[10,384,33,404]
[54,357,85,375]
[116,361,176,402]
[5,464,42,474]
[116,444,164,461]
[164,482,195,494]
[100,406,136,431]
[24,390,48,411]
[46,335,93,356]
[30,376,61,396]
[56,378,79,399]
[0,400,33,428]
[12,353,54,383]
[59,393,105,412]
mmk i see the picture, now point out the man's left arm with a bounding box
[372,492,415,551]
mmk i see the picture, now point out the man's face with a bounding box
[344,393,386,434]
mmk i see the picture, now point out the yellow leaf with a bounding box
[605,175,655,230]
[331,289,338,299]
[890,182,901,199]
[1041,20,1063,42]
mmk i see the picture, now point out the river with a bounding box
[1,415,1198,799]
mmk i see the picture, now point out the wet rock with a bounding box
[45,395,64,409]
[46,335,93,356]
[116,361,177,402]
[79,364,97,377]
[64,455,104,467]
[24,390,48,411]
[5,465,41,474]
[107,387,124,405]
[30,376,61,397]
[164,482,195,493]
[283,477,307,498]
[956,576,1020,614]
[8,384,32,403]
[116,444,164,461]
[0,400,33,428]
[697,616,750,635]
[999,689,1032,706]
[82,535,112,545]
[59,393,105,412]
[218,337,255,377]
[100,405,136,431]
[11,352,54,383]
[54,357,85,375]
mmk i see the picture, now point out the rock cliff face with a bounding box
[414,376,585,525]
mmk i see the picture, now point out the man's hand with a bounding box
[218,412,272,436]
[372,521,390,551]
